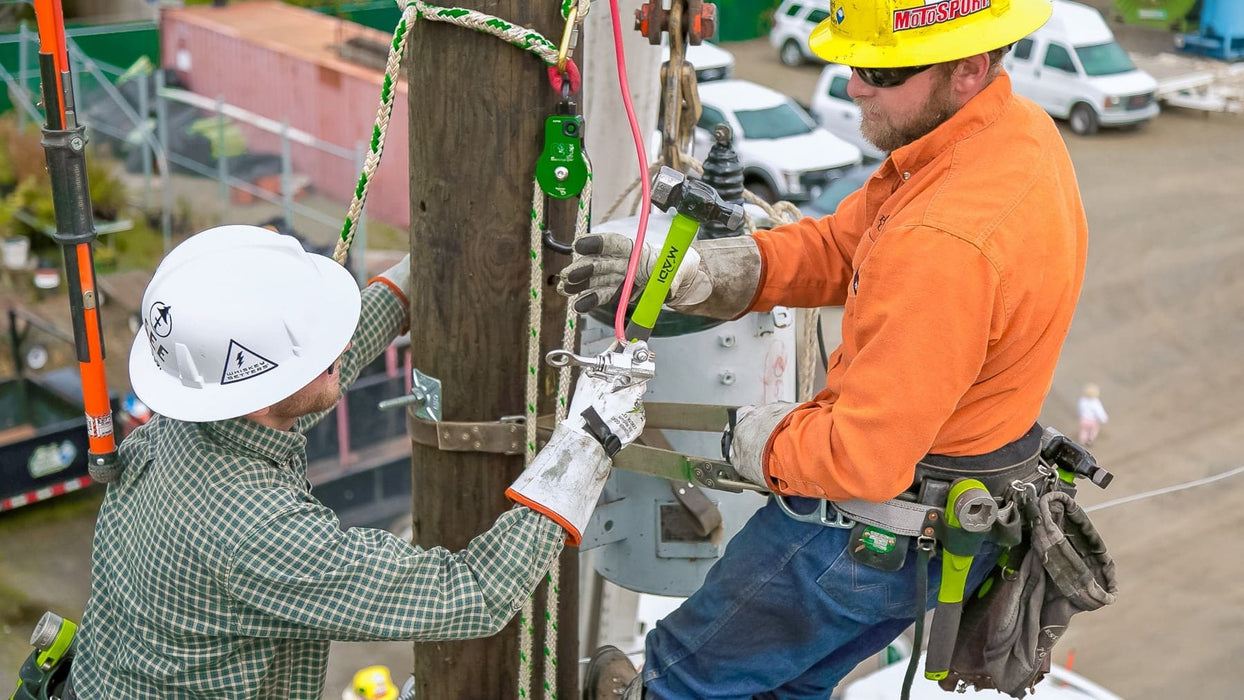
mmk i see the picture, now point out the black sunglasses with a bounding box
[852,64,934,89]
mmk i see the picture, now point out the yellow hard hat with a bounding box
[809,0,1053,68]
[352,665,398,700]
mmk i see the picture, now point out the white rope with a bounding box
[519,182,545,698]
[522,167,592,699]
[1084,465,1244,513]
[405,0,562,64]
[333,3,417,264]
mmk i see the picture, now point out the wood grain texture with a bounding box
[407,3,579,696]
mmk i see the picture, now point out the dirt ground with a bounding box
[3,5,1243,698]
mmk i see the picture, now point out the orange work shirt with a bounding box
[749,74,1087,502]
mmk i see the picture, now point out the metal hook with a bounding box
[546,348,594,369]
[542,225,573,255]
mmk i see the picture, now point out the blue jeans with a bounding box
[641,496,1000,699]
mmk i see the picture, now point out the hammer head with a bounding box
[650,165,744,231]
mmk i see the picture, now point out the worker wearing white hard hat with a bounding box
[70,225,649,699]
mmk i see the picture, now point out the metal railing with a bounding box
[3,25,371,282]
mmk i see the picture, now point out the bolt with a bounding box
[719,334,736,348]
[634,349,650,363]
[719,370,736,385]
[554,166,569,181]
[70,136,84,151]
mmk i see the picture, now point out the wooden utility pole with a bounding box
[408,2,578,697]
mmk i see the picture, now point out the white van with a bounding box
[1005,0,1159,135]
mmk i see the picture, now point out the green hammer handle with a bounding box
[924,555,971,680]
[624,212,701,341]
[925,477,992,680]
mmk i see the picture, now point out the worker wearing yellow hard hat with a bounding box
[574,0,1106,698]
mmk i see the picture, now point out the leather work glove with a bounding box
[728,402,799,488]
[507,348,649,545]
[371,253,412,303]
[558,233,762,320]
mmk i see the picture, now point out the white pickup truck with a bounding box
[693,79,861,203]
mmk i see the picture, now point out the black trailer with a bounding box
[1,367,103,512]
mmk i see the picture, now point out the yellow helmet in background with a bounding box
[809,0,1053,68]
[350,665,398,700]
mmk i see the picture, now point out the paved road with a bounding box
[4,5,1242,697]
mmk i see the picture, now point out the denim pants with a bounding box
[641,496,1001,699]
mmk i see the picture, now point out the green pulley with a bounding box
[535,114,589,199]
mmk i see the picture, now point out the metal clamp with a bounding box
[545,341,656,388]
[774,495,855,529]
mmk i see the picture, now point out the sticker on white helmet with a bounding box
[220,339,279,385]
[148,301,173,337]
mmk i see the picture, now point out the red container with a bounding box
[160,1,411,229]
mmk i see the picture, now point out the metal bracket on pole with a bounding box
[378,367,443,422]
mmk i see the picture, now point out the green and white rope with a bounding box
[333,1,417,264]
[335,0,590,263]
[522,166,592,699]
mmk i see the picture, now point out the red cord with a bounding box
[607,0,651,341]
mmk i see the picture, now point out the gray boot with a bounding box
[582,645,642,700]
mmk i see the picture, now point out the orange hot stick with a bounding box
[34,0,121,477]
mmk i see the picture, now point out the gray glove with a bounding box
[507,347,649,544]
[729,402,799,487]
[373,253,411,301]
[558,233,762,320]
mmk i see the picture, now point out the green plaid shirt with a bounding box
[72,283,564,699]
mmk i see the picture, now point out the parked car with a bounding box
[1004,0,1159,135]
[693,79,862,203]
[662,41,735,83]
[769,0,830,67]
[809,63,887,161]
[799,161,880,218]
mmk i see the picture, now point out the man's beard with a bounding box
[857,70,959,153]
[269,377,342,422]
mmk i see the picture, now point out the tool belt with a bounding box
[776,423,1045,544]
[768,423,1119,700]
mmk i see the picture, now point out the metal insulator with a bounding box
[700,123,745,239]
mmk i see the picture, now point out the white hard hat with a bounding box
[128,225,361,422]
